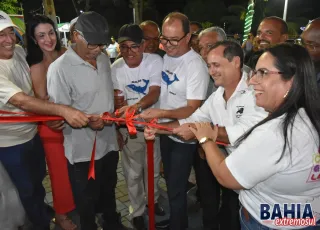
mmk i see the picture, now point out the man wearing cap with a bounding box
[301,18,320,88]
[140,12,209,230]
[47,11,126,230]
[0,10,89,229]
[111,24,163,230]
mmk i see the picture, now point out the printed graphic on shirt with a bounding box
[126,79,149,95]
[307,149,320,183]
[236,106,244,118]
[162,71,179,86]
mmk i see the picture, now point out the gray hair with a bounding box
[199,27,227,41]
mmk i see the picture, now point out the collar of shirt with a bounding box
[215,71,249,102]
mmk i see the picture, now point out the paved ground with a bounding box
[44,153,203,230]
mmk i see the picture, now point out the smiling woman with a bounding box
[187,43,320,229]
[26,14,77,230]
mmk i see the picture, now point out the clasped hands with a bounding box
[144,122,218,144]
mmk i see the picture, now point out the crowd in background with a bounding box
[0,7,320,230]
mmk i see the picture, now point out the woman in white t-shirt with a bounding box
[146,43,320,229]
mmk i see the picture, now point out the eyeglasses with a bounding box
[119,44,141,53]
[76,30,107,50]
[300,39,320,52]
[159,33,187,46]
[249,69,284,82]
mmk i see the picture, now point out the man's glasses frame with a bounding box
[159,33,188,46]
[119,43,141,53]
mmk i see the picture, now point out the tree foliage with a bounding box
[183,0,227,26]
[0,0,22,14]
[220,4,246,34]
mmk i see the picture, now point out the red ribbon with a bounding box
[147,140,155,230]
[0,109,227,230]
[88,131,97,180]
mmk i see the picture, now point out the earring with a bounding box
[283,90,289,99]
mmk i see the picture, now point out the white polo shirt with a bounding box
[111,53,162,108]
[225,109,320,229]
[179,72,268,153]
[0,46,37,147]
[47,46,118,164]
[160,49,209,143]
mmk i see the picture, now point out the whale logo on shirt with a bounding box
[162,71,179,86]
[126,79,149,95]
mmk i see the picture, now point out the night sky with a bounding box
[52,0,319,23]
[23,0,319,37]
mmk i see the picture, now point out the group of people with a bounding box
[0,7,320,230]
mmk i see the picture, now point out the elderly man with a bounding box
[140,20,165,57]
[111,24,164,230]
[301,18,320,87]
[47,11,126,230]
[0,10,88,229]
[140,12,209,230]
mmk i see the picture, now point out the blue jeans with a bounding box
[0,134,50,229]
[240,206,320,230]
[160,135,197,230]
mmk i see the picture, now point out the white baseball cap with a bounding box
[0,11,18,32]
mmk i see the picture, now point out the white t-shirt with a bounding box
[160,49,209,143]
[179,73,268,153]
[225,109,320,229]
[111,53,162,108]
[47,46,118,164]
[0,46,37,147]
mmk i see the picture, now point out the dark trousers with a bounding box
[194,148,220,229]
[0,134,50,230]
[67,151,119,230]
[160,135,196,230]
[219,186,240,230]
[194,146,240,230]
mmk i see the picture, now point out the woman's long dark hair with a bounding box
[235,43,320,162]
[26,14,61,66]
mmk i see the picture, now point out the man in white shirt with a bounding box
[111,24,163,230]
[153,40,267,229]
[0,10,89,230]
[140,12,209,230]
[47,11,126,230]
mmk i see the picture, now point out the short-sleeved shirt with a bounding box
[47,46,118,164]
[159,49,209,143]
[179,73,268,153]
[225,109,320,229]
[0,46,37,147]
[111,53,162,108]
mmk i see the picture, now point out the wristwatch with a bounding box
[199,136,213,145]
[135,102,143,114]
